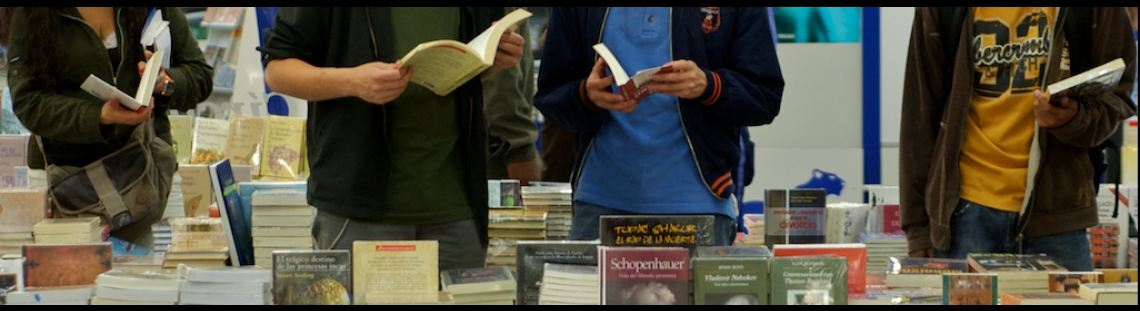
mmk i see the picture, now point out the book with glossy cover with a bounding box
[515,240,599,305]
[224,115,266,169]
[768,255,848,305]
[598,246,689,305]
[259,115,306,180]
[764,189,827,247]
[22,243,113,287]
[209,158,252,266]
[353,240,438,305]
[190,117,230,165]
[941,273,998,305]
[169,115,193,164]
[598,215,714,251]
[773,243,867,295]
[692,246,772,305]
[272,249,351,305]
[440,265,515,296]
[0,187,46,233]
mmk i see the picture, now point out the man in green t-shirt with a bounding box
[259,7,525,272]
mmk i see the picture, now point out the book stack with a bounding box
[859,232,908,275]
[440,265,517,305]
[1000,292,1093,305]
[249,188,315,268]
[0,188,45,256]
[91,270,181,305]
[32,217,103,244]
[521,183,573,240]
[3,285,95,305]
[966,253,1065,294]
[538,263,599,305]
[740,213,764,246]
[151,218,173,257]
[164,217,229,268]
[885,256,968,289]
[179,264,274,305]
[487,208,546,274]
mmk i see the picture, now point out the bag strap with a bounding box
[83,162,131,220]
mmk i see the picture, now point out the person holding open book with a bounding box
[0,7,214,248]
[899,7,1136,271]
[533,7,785,246]
[259,7,526,272]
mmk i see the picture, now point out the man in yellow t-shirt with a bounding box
[899,7,1137,272]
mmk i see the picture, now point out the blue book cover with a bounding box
[1,87,30,135]
[209,159,252,266]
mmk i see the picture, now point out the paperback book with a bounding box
[773,243,867,295]
[272,249,351,305]
[764,188,827,247]
[691,246,772,305]
[598,246,689,305]
[538,263,599,305]
[515,240,599,305]
[885,256,968,289]
[353,240,438,305]
[768,255,848,305]
[598,215,714,251]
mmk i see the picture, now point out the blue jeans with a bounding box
[569,200,738,246]
[933,198,1093,271]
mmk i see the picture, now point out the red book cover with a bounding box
[882,203,901,234]
[773,243,868,295]
[22,243,112,287]
[599,246,689,305]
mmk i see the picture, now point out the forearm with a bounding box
[264,58,355,102]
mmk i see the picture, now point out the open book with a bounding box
[79,50,165,112]
[399,8,532,96]
[1046,58,1126,97]
[592,43,675,102]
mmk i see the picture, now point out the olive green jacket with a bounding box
[484,10,539,178]
[7,7,213,169]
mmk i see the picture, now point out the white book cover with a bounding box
[179,292,271,305]
[180,264,272,283]
[250,188,307,207]
[1047,58,1127,95]
[94,270,180,291]
[179,279,271,295]
[191,117,231,165]
[3,285,94,304]
[95,284,179,303]
[79,50,164,112]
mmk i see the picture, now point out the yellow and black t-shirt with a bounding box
[959,7,1055,213]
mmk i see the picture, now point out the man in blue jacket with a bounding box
[534,7,784,245]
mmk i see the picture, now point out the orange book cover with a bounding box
[22,243,112,287]
[772,243,867,295]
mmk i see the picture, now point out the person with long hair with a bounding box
[0,7,213,247]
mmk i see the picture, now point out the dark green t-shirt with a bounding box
[382,7,473,224]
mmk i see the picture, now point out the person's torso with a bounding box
[381,7,472,224]
[957,7,1056,213]
[576,7,732,217]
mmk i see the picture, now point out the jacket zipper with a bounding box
[60,9,126,85]
[1016,7,1066,245]
[573,8,612,188]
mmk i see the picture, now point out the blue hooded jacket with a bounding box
[534,7,784,199]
